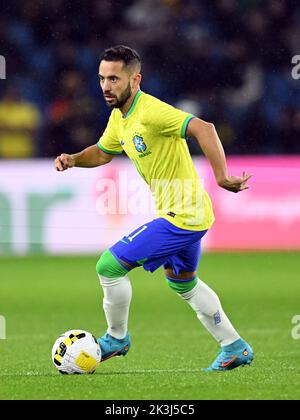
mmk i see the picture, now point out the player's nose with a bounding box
[102,79,111,92]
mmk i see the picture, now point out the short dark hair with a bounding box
[100,45,141,72]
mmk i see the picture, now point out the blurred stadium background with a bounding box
[0,0,300,400]
[0,0,300,254]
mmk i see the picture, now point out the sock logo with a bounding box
[213,311,221,325]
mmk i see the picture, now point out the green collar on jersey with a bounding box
[122,89,143,119]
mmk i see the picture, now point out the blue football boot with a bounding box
[203,339,254,372]
[98,332,131,362]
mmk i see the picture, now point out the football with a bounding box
[51,329,101,374]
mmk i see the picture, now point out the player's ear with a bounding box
[131,73,142,90]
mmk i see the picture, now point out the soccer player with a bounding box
[54,45,253,371]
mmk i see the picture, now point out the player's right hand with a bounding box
[54,154,75,171]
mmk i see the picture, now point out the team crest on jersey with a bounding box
[133,134,147,153]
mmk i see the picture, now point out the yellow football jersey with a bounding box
[97,90,215,231]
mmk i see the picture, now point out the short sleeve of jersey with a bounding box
[150,100,194,139]
[97,111,123,155]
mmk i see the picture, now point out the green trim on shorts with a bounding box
[136,257,148,265]
[96,249,129,278]
[166,276,198,294]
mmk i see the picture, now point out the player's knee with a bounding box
[96,252,106,277]
[96,251,105,275]
[166,272,198,294]
[96,249,129,278]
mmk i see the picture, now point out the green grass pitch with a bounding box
[0,252,300,400]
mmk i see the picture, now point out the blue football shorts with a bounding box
[109,218,208,276]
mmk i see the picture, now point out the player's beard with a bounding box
[105,82,132,109]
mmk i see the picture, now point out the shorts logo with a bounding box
[133,134,147,153]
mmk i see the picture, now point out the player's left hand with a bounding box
[218,172,252,193]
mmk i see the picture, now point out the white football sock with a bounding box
[180,279,240,346]
[99,274,132,340]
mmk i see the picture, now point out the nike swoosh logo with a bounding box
[101,350,123,363]
[221,355,238,368]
